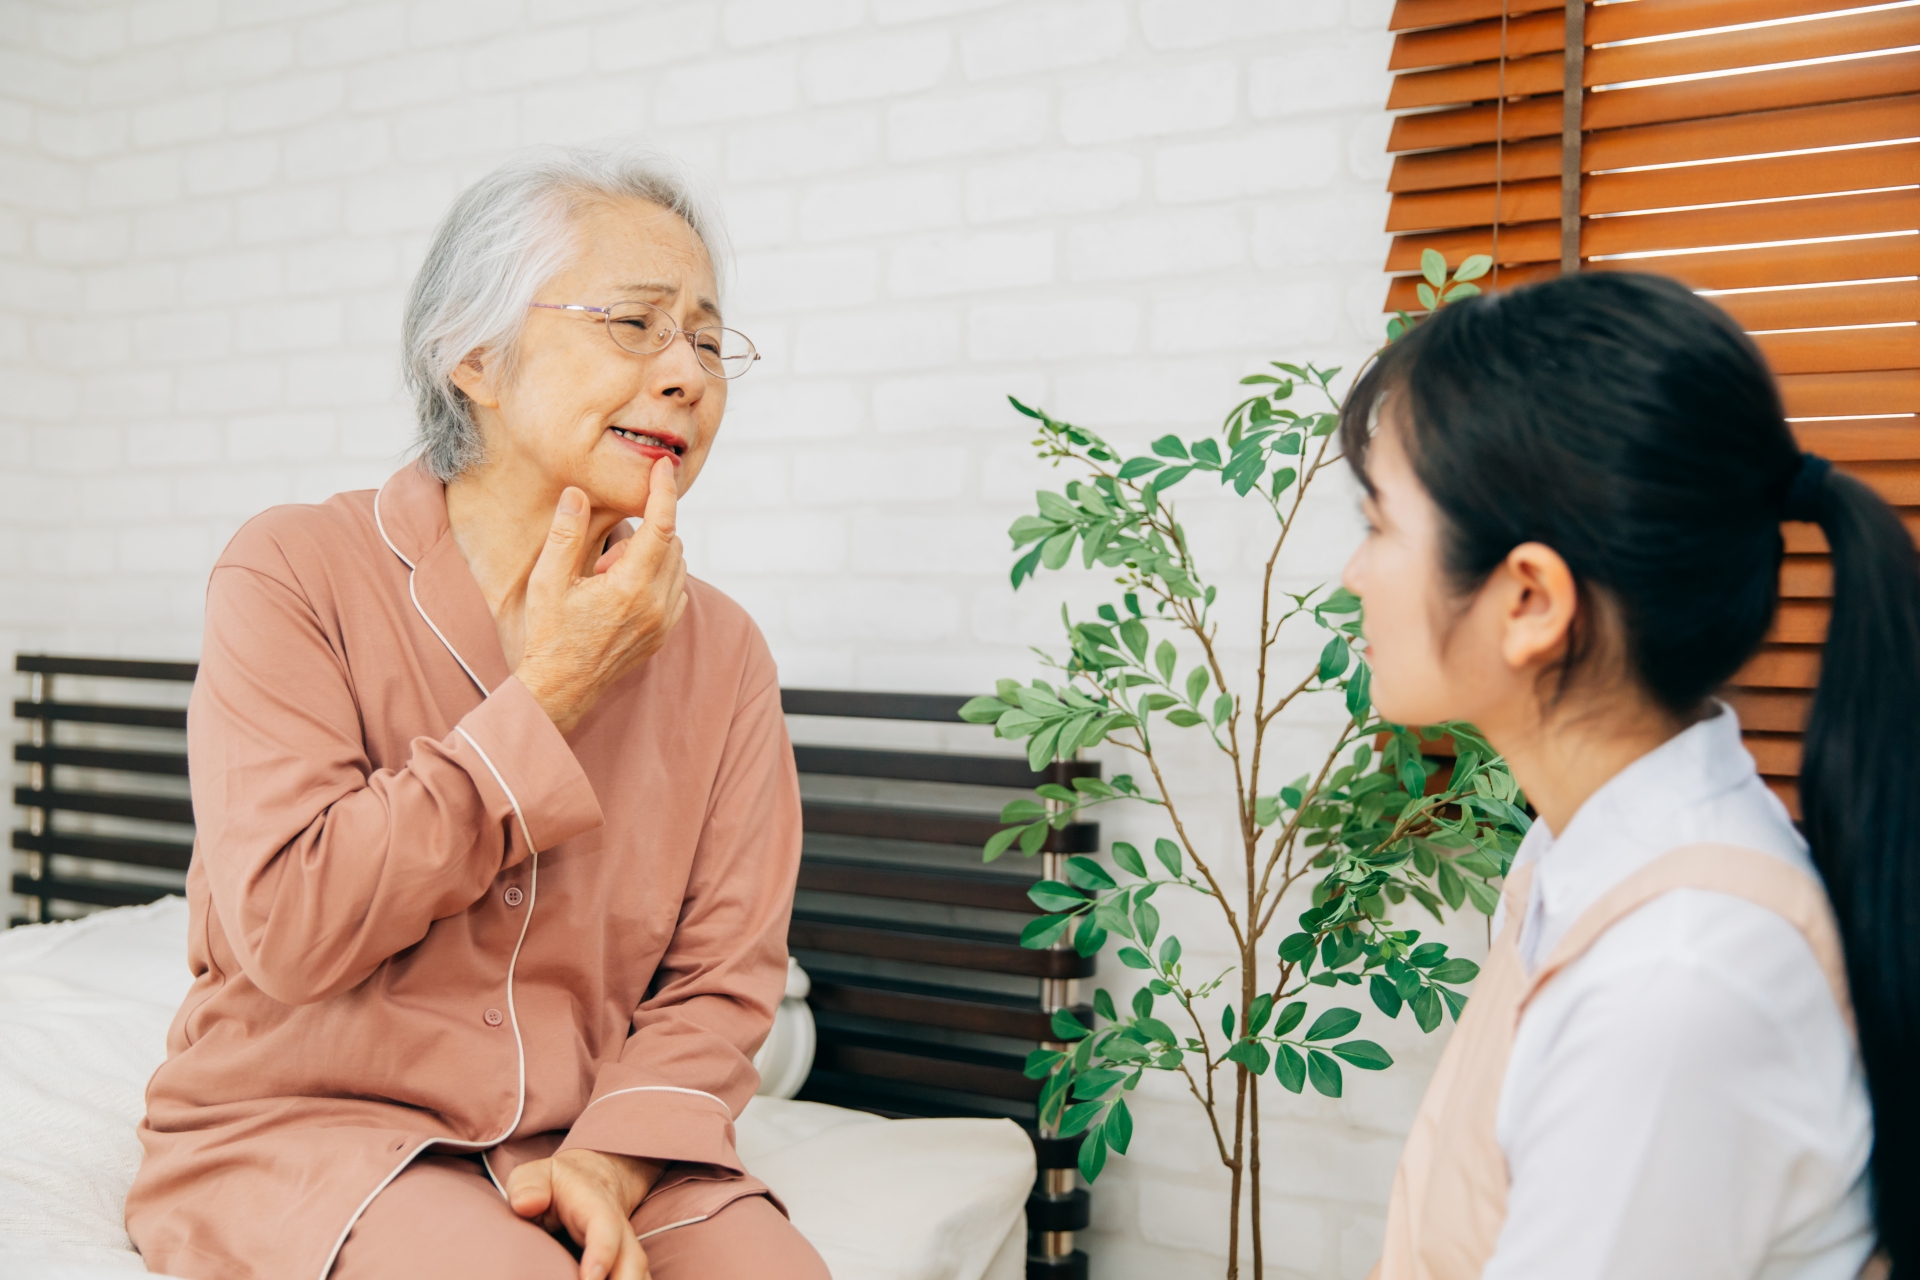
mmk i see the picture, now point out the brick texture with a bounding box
[0,3,1407,1273]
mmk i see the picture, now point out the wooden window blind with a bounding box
[1381,0,1920,814]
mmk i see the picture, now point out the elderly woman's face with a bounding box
[459,197,726,516]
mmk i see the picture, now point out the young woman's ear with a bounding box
[447,349,501,409]
[1496,541,1580,674]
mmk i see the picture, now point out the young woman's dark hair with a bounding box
[1340,270,1919,1272]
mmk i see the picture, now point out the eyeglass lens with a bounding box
[605,301,756,380]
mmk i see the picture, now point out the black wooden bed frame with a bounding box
[10,654,1094,1280]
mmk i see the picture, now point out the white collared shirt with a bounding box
[1483,705,1875,1280]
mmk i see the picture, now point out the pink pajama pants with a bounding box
[330,1155,829,1280]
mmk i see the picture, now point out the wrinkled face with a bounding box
[468,197,726,517]
[1341,413,1508,728]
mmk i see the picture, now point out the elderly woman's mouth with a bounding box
[609,426,686,460]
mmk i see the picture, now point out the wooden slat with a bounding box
[1745,732,1805,775]
[1386,177,1560,233]
[789,913,1097,978]
[1391,7,1920,110]
[1388,136,1562,196]
[1735,645,1822,688]
[1779,369,1920,417]
[1387,92,1564,153]
[1584,48,1920,134]
[1584,95,1920,179]
[1782,556,1835,596]
[802,800,1098,854]
[1713,281,1920,333]
[13,743,191,776]
[1392,0,1886,70]
[1585,189,1919,259]
[812,1033,1040,1102]
[1587,140,1919,216]
[797,856,1040,913]
[781,689,969,722]
[807,971,1067,1039]
[1768,598,1830,644]
[15,655,197,681]
[1757,325,1920,376]
[13,829,195,871]
[14,787,195,826]
[1389,0,1560,32]
[10,875,177,909]
[1790,416,1920,460]
[1597,234,1920,293]
[1725,687,1813,733]
[12,700,188,730]
[792,744,1095,788]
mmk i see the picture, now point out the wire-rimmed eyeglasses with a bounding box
[527,300,760,380]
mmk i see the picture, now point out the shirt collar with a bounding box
[372,462,511,697]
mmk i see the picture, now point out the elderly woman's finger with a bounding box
[640,455,678,543]
[528,487,591,603]
[574,1202,629,1280]
[505,1157,556,1221]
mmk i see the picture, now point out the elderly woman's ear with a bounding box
[449,351,502,411]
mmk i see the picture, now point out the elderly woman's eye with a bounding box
[697,336,722,355]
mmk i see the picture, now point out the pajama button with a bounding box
[483,1008,504,1027]
[503,886,523,907]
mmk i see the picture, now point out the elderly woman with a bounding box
[123,149,825,1280]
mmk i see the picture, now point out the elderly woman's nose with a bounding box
[648,335,707,399]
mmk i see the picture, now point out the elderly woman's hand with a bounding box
[507,1149,664,1280]
[515,455,690,734]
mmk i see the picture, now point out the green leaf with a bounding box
[1416,281,1438,311]
[1019,820,1049,855]
[1028,880,1087,912]
[1132,986,1154,1019]
[1270,466,1297,497]
[1331,1039,1393,1071]
[1023,1048,1064,1079]
[1148,465,1193,493]
[1344,661,1372,719]
[1462,876,1501,915]
[1059,1099,1103,1136]
[1221,1004,1235,1037]
[1411,986,1443,1033]
[1439,985,1470,1021]
[984,825,1023,863]
[1275,1043,1307,1093]
[1117,946,1152,969]
[1307,1049,1344,1098]
[1134,900,1159,947]
[1041,529,1077,571]
[1052,1008,1092,1040]
[1420,247,1446,289]
[1212,692,1234,726]
[1247,993,1275,1035]
[1454,253,1492,282]
[1079,1127,1109,1182]
[1150,435,1189,460]
[1277,932,1316,964]
[1317,635,1351,682]
[958,696,1009,724]
[1093,988,1117,1022]
[1165,708,1204,727]
[1072,1068,1127,1099]
[1021,913,1073,948]
[1118,618,1148,660]
[1073,917,1109,956]
[1066,856,1117,891]
[1185,665,1210,706]
[1104,1098,1133,1154]
[1304,1007,1361,1042]
[1369,973,1403,1019]
[1190,438,1222,467]
[1117,456,1164,479]
[1409,942,1448,968]
[1154,639,1177,683]
[1008,396,1044,420]
[1154,838,1183,877]
[1159,935,1181,968]
[1010,544,1044,589]
[1110,841,1147,877]
[1320,586,1362,615]
[1441,281,1481,302]
[1271,1000,1306,1036]
[1224,1039,1272,1075]
[1426,957,1481,985]
[1437,861,1466,910]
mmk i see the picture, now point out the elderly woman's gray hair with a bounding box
[401,147,729,481]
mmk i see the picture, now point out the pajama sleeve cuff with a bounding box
[450,675,604,860]
[557,1086,743,1172]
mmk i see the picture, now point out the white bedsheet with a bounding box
[0,899,1031,1280]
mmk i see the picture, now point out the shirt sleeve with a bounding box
[1483,894,1862,1280]
[190,562,604,1007]
[558,672,801,1172]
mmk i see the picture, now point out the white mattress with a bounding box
[0,899,1031,1280]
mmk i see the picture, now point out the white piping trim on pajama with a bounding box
[455,726,536,854]
[636,1214,712,1243]
[574,1083,735,1121]
[324,485,544,1279]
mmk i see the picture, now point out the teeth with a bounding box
[612,427,681,454]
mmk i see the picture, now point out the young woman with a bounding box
[1341,271,1913,1280]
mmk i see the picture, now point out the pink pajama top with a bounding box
[125,462,803,1280]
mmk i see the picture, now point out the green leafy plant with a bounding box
[961,256,1524,1279]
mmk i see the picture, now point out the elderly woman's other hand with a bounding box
[507,1149,666,1280]
[516,456,689,735]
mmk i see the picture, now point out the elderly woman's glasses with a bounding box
[527,301,760,380]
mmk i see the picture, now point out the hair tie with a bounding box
[1783,453,1831,523]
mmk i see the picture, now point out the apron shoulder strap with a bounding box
[1520,842,1852,1032]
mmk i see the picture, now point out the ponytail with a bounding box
[1798,467,1920,1274]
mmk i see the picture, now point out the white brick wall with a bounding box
[0,2,1439,1274]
